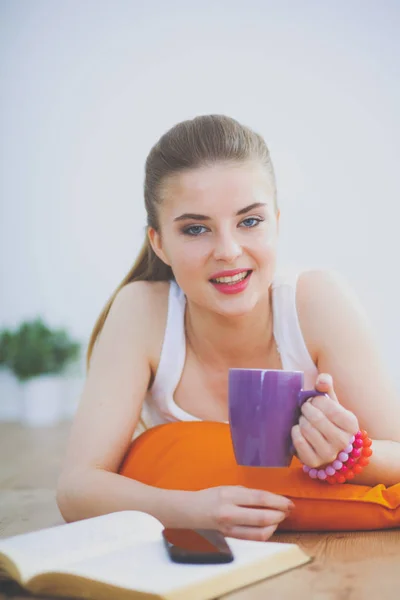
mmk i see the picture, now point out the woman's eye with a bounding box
[183,225,207,236]
[183,218,263,236]
[240,217,263,228]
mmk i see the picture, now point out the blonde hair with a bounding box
[87,115,277,405]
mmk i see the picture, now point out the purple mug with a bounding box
[228,368,326,467]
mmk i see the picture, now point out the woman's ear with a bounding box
[148,227,171,266]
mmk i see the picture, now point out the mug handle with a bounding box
[297,389,330,407]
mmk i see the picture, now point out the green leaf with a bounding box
[0,318,81,382]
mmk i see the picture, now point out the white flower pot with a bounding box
[0,367,21,421]
[20,374,63,427]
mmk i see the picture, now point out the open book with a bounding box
[0,510,311,600]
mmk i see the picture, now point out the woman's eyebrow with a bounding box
[173,202,267,222]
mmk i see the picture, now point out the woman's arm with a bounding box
[58,465,196,524]
[56,281,292,539]
[295,270,400,487]
[56,281,179,521]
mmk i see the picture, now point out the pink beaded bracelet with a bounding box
[302,430,373,484]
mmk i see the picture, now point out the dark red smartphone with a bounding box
[162,528,234,564]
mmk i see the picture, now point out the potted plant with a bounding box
[7,318,81,427]
[0,328,22,421]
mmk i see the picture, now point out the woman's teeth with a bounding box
[212,271,250,284]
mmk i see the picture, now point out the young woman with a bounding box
[57,115,400,541]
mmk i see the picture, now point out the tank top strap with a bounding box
[149,280,187,418]
[272,268,318,386]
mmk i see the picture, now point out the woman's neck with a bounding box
[184,289,276,370]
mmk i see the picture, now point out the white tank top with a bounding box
[140,269,318,431]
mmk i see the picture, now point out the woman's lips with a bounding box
[209,270,252,295]
[209,268,251,280]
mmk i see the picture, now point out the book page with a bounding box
[0,510,163,583]
[33,535,302,596]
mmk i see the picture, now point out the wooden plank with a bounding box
[226,530,400,599]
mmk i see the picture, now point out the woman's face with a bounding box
[149,162,280,317]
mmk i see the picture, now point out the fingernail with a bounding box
[288,501,295,510]
[318,374,332,385]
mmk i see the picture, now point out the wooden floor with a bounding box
[0,422,400,599]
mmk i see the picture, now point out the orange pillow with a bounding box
[119,421,400,531]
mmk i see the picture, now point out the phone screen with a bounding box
[162,528,234,564]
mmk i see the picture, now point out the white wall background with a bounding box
[1,1,400,386]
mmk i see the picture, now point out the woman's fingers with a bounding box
[228,505,289,528]
[311,373,359,434]
[213,486,293,539]
[301,396,358,446]
[292,374,358,470]
[291,424,319,467]
[231,486,294,512]
[301,401,352,449]
[314,373,339,402]
[224,524,278,542]
[298,415,338,464]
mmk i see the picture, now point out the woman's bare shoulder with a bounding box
[296,269,355,314]
[118,279,170,308]
[117,280,170,373]
[295,269,357,360]
[116,280,170,330]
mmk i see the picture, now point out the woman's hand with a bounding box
[187,486,294,541]
[291,373,359,469]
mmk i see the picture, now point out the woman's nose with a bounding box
[213,233,242,262]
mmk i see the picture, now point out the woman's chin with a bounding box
[210,294,260,318]
[184,278,267,316]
